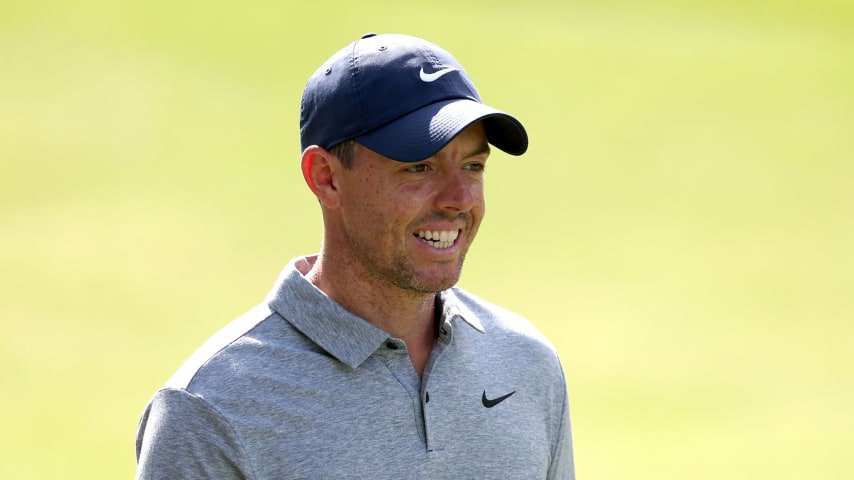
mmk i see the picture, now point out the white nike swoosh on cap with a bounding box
[419,67,458,83]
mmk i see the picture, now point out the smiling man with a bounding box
[135,33,575,479]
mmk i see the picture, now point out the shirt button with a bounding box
[385,341,399,350]
[425,392,430,403]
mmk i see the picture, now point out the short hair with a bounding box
[330,140,357,169]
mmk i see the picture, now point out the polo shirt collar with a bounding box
[266,257,389,369]
[438,289,485,334]
[266,256,486,368]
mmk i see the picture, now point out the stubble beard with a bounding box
[389,250,467,294]
[346,233,468,295]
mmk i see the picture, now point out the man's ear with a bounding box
[301,145,341,208]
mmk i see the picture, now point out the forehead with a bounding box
[437,122,489,158]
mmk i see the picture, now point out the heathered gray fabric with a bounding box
[135,256,575,479]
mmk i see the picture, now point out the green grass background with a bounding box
[2,0,852,478]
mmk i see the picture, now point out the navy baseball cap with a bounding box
[299,33,528,162]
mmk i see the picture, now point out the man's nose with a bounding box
[434,169,478,213]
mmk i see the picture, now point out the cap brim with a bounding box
[355,99,528,162]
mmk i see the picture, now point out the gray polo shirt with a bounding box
[135,256,574,479]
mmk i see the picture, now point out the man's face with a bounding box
[333,122,489,294]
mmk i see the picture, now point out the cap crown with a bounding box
[300,34,482,152]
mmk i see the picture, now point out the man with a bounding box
[135,33,575,479]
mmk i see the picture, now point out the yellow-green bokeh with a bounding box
[2,1,852,478]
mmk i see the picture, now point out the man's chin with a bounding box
[385,254,467,294]
[404,269,463,294]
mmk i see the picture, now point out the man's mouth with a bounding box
[415,230,460,249]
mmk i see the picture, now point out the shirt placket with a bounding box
[377,337,429,447]
[420,315,454,453]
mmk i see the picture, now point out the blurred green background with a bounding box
[2,0,852,478]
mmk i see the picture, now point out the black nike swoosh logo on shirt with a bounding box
[482,390,516,408]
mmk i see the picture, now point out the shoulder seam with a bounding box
[164,304,276,390]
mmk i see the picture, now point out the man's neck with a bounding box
[299,254,438,377]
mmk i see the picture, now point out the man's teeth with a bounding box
[416,230,459,249]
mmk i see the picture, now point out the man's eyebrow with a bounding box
[465,143,491,159]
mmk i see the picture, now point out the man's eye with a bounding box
[464,162,486,172]
[406,164,429,173]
